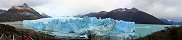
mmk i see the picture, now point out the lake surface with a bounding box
[135,24,172,36]
[0,21,174,37]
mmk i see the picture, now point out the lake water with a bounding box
[135,24,171,36]
[0,21,174,37]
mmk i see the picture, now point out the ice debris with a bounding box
[23,17,135,38]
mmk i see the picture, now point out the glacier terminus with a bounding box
[23,17,135,39]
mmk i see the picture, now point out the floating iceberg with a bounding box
[23,17,135,38]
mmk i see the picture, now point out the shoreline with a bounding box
[136,26,182,40]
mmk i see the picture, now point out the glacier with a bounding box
[23,17,135,38]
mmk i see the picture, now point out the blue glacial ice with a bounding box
[23,17,135,38]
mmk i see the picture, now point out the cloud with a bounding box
[0,0,181,18]
[0,0,49,9]
[0,0,134,16]
[133,0,182,18]
[32,0,133,16]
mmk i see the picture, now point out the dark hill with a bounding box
[80,8,168,24]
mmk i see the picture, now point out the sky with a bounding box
[0,0,181,18]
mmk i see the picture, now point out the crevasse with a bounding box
[23,17,135,38]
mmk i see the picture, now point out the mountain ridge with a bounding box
[0,3,44,22]
[79,8,169,24]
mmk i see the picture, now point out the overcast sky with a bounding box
[0,0,181,18]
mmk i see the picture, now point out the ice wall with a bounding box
[23,17,135,38]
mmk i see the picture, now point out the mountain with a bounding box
[159,18,182,25]
[159,18,172,24]
[41,13,51,18]
[80,8,168,24]
[0,3,43,22]
[165,17,182,22]
[0,9,6,14]
[79,11,107,18]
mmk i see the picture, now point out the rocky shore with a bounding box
[136,26,182,40]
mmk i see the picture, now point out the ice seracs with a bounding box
[23,17,135,38]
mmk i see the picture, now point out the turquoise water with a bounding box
[0,21,173,37]
[135,24,171,36]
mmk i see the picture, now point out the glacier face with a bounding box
[23,17,135,38]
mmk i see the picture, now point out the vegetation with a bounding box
[136,26,182,40]
[0,24,61,40]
